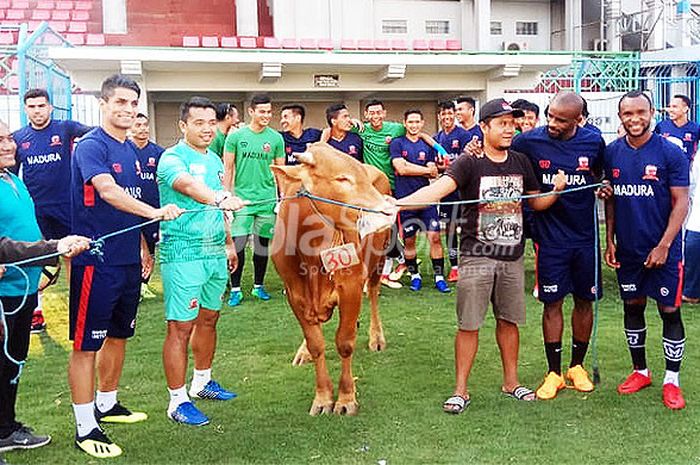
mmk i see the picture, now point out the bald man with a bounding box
[510,92,609,400]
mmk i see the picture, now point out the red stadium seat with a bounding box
[238,36,256,48]
[11,0,28,8]
[262,37,280,48]
[0,11,5,20]
[446,39,461,51]
[71,10,89,21]
[85,33,104,45]
[74,0,91,9]
[6,10,24,20]
[390,39,408,50]
[8,75,19,90]
[56,1,74,9]
[68,21,87,33]
[0,31,14,45]
[32,10,51,20]
[36,0,54,8]
[412,39,429,50]
[299,38,317,49]
[357,39,373,50]
[0,0,11,8]
[220,36,237,48]
[340,39,356,50]
[318,38,333,50]
[429,39,446,50]
[65,32,84,45]
[52,10,70,20]
[48,21,67,32]
[374,39,390,50]
[27,21,42,31]
[182,36,199,47]
[201,36,218,47]
[280,38,298,49]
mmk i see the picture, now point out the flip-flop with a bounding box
[502,385,536,401]
[443,395,470,414]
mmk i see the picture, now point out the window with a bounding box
[425,20,450,34]
[490,21,503,35]
[516,21,538,35]
[382,19,408,34]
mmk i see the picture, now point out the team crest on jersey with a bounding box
[112,163,122,173]
[21,142,30,149]
[662,132,670,138]
[539,160,551,169]
[285,146,292,153]
[189,298,199,309]
[418,151,426,161]
[685,132,693,141]
[147,157,156,167]
[262,142,271,153]
[349,145,357,155]
[452,139,460,149]
[576,156,590,171]
[612,168,620,178]
[240,141,248,148]
[401,150,408,158]
[49,135,62,146]
[385,136,392,144]
[642,164,659,181]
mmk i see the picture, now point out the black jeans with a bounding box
[0,293,37,438]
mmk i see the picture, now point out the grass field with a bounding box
[5,241,700,465]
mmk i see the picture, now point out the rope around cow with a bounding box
[0,182,605,384]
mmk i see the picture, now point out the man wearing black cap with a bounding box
[393,98,567,413]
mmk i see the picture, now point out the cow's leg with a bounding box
[367,281,386,352]
[334,282,362,415]
[302,323,335,415]
[292,338,313,366]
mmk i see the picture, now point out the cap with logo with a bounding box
[479,98,525,122]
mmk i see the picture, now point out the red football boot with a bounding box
[617,371,652,394]
[662,384,686,410]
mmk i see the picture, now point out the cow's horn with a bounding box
[297,151,316,166]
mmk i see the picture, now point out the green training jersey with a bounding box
[208,128,227,158]
[157,140,227,263]
[224,125,284,203]
[355,121,405,189]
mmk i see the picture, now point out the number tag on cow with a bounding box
[320,243,360,273]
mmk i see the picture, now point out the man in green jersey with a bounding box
[223,94,285,306]
[208,103,239,158]
[158,97,246,426]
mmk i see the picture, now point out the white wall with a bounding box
[490,0,552,51]
[373,0,462,40]
[272,0,331,39]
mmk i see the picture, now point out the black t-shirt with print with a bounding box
[445,150,540,261]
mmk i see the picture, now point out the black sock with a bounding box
[406,257,418,275]
[570,338,589,368]
[230,235,248,288]
[660,309,685,373]
[447,227,459,268]
[431,257,445,279]
[545,341,562,375]
[623,302,647,370]
[253,236,269,286]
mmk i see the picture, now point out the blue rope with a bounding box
[592,200,601,384]
[0,265,30,384]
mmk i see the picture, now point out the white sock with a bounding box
[35,292,43,312]
[635,368,650,377]
[191,368,212,392]
[231,287,241,292]
[663,370,680,386]
[253,284,262,289]
[397,256,405,265]
[167,386,189,414]
[451,265,458,271]
[411,273,421,280]
[95,390,117,413]
[434,275,445,283]
[381,258,393,276]
[73,402,99,437]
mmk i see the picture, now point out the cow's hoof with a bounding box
[368,335,386,352]
[309,399,335,416]
[333,400,359,416]
[292,343,313,366]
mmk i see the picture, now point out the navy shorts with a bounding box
[142,222,159,253]
[69,264,141,351]
[616,255,683,308]
[535,244,603,304]
[438,203,461,223]
[399,206,441,238]
[35,207,70,240]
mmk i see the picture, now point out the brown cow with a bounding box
[270,143,394,415]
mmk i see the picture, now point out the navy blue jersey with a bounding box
[583,122,602,135]
[435,125,470,201]
[512,126,605,248]
[605,133,689,261]
[327,132,364,162]
[282,128,322,165]
[389,136,436,199]
[654,119,700,160]
[463,123,484,143]
[12,119,91,211]
[71,128,142,266]
[130,140,164,208]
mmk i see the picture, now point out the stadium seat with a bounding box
[340,39,356,50]
[182,36,199,47]
[71,10,89,21]
[68,21,87,32]
[0,11,5,20]
[412,39,429,50]
[280,38,298,49]
[36,0,54,8]
[262,36,280,49]
[299,38,317,49]
[390,39,408,50]
[27,21,42,31]
[11,0,28,8]
[446,39,461,51]
[48,21,67,32]
[357,39,373,50]
[74,0,91,9]
[0,0,10,8]
[238,36,256,48]
[220,36,237,48]
[8,75,19,90]
[0,32,14,45]
[52,10,70,20]
[429,39,446,51]
[65,32,84,45]
[85,33,104,45]
[32,10,51,20]
[318,38,333,50]
[374,39,390,50]
[56,1,74,9]
[6,10,24,20]
[201,36,218,47]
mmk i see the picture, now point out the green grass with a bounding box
[7,242,700,465]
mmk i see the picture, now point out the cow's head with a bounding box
[271,142,394,235]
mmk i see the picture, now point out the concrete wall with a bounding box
[490,0,552,51]
[373,0,462,40]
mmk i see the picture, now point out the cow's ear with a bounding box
[271,165,304,193]
[363,164,391,195]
